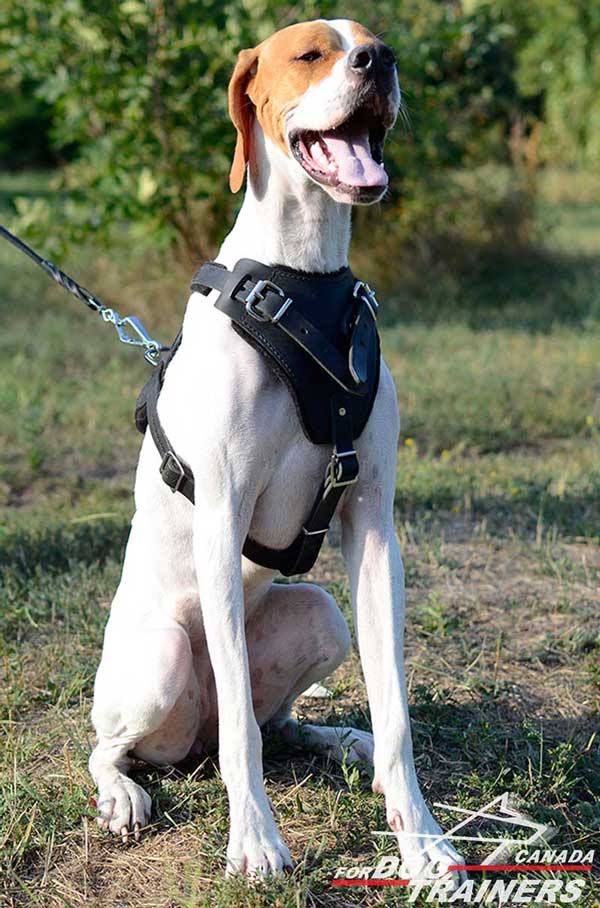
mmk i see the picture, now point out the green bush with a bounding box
[0,0,533,257]
[0,77,57,169]
[493,0,600,168]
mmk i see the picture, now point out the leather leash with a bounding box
[0,224,168,365]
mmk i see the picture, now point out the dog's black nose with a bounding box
[348,44,375,74]
[348,43,397,78]
[378,44,397,70]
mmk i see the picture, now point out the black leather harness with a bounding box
[135,258,381,576]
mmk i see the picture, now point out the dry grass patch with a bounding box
[3,530,598,907]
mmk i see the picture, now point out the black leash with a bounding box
[0,224,168,365]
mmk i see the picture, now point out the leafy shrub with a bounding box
[495,0,600,167]
[0,0,534,258]
[0,77,58,169]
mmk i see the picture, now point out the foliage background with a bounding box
[1,0,598,265]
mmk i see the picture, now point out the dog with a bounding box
[89,18,465,882]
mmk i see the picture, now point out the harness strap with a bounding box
[138,258,379,577]
[137,332,197,500]
[191,263,373,394]
[242,395,358,575]
[144,379,358,576]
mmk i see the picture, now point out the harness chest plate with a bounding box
[135,258,381,576]
[199,259,380,444]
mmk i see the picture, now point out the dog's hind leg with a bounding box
[89,612,200,841]
[245,582,375,765]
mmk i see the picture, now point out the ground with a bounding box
[0,170,599,906]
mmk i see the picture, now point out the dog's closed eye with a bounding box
[295,50,323,62]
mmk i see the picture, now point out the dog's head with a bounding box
[228,19,400,205]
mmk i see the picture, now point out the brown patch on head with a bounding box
[349,21,378,46]
[228,20,373,192]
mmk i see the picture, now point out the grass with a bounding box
[1,168,599,906]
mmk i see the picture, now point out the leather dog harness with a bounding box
[135,258,381,576]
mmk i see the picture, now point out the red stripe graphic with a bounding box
[331,879,409,887]
[449,865,593,872]
[330,865,593,886]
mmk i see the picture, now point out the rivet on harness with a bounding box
[135,258,381,576]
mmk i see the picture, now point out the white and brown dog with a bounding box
[89,19,465,881]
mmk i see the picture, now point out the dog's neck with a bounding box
[217,128,352,274]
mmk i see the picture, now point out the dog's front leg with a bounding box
[341,477,465,884]
[192,502,292,877]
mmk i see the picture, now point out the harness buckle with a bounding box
[324,448,359,494]
[245,279,293,323]
[302,525,330,537]
[353,280,379,320]
[160,450,186,493]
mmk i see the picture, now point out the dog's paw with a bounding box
[336,727,374,764]
[226,804,293,878]
[95,774,152,842]
[386,800,466,889]
[286,722,374,765]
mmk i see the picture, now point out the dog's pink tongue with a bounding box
[321,130,387,188]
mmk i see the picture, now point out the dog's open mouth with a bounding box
[290,105,388,195]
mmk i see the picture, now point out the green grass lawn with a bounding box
[1,170,599,907]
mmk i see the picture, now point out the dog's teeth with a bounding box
[310,141,328,167]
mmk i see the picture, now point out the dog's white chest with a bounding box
[127,303,331,602]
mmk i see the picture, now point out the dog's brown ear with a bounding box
[228,47,259,193]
